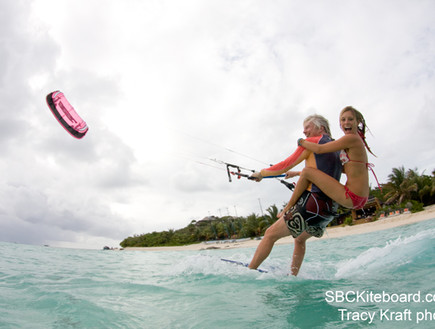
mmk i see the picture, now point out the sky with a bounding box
[1,0,434,249]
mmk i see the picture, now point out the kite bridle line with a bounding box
[169,127,271,167]
[165,130,295,190]
[209,158,295,191]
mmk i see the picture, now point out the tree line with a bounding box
[120,166,435,248]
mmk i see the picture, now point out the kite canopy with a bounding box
[46,91,88,139]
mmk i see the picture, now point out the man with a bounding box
[249,114,342,276]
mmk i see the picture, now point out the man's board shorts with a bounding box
[284,190,337,238]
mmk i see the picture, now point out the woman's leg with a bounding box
[281,171,312,214]
[285,167,353,210]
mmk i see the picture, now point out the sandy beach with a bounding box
[125,205,435,252]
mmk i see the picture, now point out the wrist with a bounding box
[297,138,304,146]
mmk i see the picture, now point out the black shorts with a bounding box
[284,190,336,238]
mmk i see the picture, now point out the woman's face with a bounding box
[340,110,358,134]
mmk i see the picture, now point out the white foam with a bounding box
[335,228,435,279]
[170,253,291,280]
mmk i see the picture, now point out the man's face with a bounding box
[303,121,323,138]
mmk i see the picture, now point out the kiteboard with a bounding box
[221,258,268,273]
[46,91,89,139]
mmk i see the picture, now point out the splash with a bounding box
[171,253,290,280]
[335,228,435,279]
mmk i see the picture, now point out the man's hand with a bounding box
[250,171,263,182]
[285,170,300,179]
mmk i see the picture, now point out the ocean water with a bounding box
[1,219,435,329]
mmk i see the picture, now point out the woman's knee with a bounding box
[300,167,316,179]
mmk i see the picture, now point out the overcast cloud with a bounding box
[0,0,434,249]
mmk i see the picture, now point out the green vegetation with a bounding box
[120,205,280,248]
[120,166,435,248]
[370,166,435,211]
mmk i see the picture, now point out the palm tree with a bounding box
[257,205,279,234]
[242,213,261,237]
[383,166,418,205]
[266,204,280,222]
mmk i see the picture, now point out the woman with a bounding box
[280,106,376,216]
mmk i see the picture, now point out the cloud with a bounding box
[0,182,133,246]
[0,0,434,248]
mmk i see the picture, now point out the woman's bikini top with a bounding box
[340,149,382,190]
[340,149,365,166]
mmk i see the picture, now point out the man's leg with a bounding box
[291,231,311,276]
[248,217,290,269]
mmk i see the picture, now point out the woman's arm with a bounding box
[299,134,360,154]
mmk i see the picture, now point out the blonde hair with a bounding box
[340,106,375,156]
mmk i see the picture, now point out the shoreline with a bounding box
[125,205,435,252]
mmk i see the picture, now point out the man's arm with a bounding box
[259,147,308,177]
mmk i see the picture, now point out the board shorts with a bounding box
[284,190,337,238]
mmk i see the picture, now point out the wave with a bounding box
[335,227,435,279]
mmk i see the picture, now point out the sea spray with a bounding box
[335,227,435,279]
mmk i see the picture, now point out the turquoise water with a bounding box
[1,219,435,329]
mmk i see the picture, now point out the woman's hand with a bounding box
[278,205,291,218]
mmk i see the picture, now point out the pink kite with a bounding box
[46,91,89,139]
